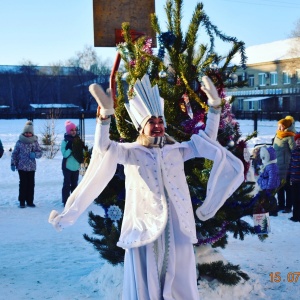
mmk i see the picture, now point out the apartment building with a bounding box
[226,38,300,119]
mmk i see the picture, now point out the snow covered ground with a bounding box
[0,118,300,300]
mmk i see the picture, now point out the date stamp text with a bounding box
[269,272,300,283]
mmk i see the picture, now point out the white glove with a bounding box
[48,210,63,232]
[89,84,115,117]
[201,76,221,107]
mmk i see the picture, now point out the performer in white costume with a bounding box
[49,75,244,300]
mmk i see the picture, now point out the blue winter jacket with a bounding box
[257,163,280,190]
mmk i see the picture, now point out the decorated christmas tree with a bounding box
[84,0,257,284]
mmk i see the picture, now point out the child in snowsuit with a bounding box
[288,133,300,222]
[257,146,280,216]
[257,146,280,192]
[11,121,42,208]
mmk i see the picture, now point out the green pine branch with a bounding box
[197,261,250,286]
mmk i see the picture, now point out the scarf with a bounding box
[64,133,74,142]
[147,136,166,148]
[64,134,84,164]
[136,134,167,148]
[276,130,295,139]
[137,133,178,148]
[19,134,37,144]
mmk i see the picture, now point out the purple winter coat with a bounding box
[11,135,42,171]
[257,163,280,190]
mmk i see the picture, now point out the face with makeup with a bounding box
[143,116,165,137]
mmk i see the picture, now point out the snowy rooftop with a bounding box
[232,38,300,65]
[0,65,88,75]
[30,104,80,109]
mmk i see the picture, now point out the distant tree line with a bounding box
[286,17,300,75]
[0,46,112,113]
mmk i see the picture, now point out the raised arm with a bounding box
[89,83,115,154]
[48,84,118,231]
[201,76,221,140]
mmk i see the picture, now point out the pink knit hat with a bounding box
[65,120,76,134]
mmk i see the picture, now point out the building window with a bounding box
[278,97,283,110]
[258,100,262,110]
[270,72,278,85]
[238,99,243,110]
[258,73,266,86]
[248,75,254,87]
[296,69,300,83]
[248,101,254,110]
[296,96,300,110]
[283,71,291,84]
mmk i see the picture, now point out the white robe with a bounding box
[123,185,199,299]
[49,111,244,299]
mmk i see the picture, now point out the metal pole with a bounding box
[254,112,258,137]
[110,52,121,101]
[109,32,145,101]
[79,113,85,143]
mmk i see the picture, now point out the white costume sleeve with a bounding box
[179,106,244,221]
[192,131,244,221]
[204,107,221,141]
[180,107,221,161]
[94,118,112,153]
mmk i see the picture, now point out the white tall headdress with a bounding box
[124,74,166,131]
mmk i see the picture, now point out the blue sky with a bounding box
[0,0,299,66]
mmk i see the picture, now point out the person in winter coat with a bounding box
[11,121,42,208]
[257,146,280,192]
[273,117,296,213]
[288,133,300,222]
[257,146,280,216]
[0,138,4,158]
[61,120,84,206]
[49,75,244,299]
